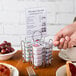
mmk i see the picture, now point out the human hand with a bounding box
[53,22,76,49]
[58,36,70,49]
[68,32,76,48]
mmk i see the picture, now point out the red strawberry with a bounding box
[10,47,14,52]
[0,43,6,49]
[69,63,76,76]
[3,41,7,44]
[7,43,11,47]
[0,41,14,54]
[1,49,6,54]
[6,49,10,53]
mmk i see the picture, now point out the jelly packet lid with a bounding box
[33,44,40,47]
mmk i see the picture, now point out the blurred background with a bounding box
[0,0,75,50]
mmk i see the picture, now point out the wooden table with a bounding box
[0,51,66,76]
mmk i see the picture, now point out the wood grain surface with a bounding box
[0,51,66,76]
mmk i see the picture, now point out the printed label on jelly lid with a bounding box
[33,44,40,47]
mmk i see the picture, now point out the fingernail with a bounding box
[71,45,74,47]
[65,36,69,41]
[53,41,59,46]
[60,38,64,42]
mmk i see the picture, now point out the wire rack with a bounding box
[21,30,53,68]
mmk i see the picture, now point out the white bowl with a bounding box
[56,63,76,76]
[61,47,76,61]
[0,50,17,60]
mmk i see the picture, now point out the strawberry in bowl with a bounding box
[0,41,17,60]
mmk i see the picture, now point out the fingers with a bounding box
[68,32,76,48]
[63,36,70,49]
[58,38,65,49]
[58,36,70,49]
[54,32,63,41]
[71,41,76,47]
[53,32,63,46]
[53,41,59,47]
[68,40,76,48]
[68,41,73,48]
[54,35,70,49]
[54,34,61,41]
